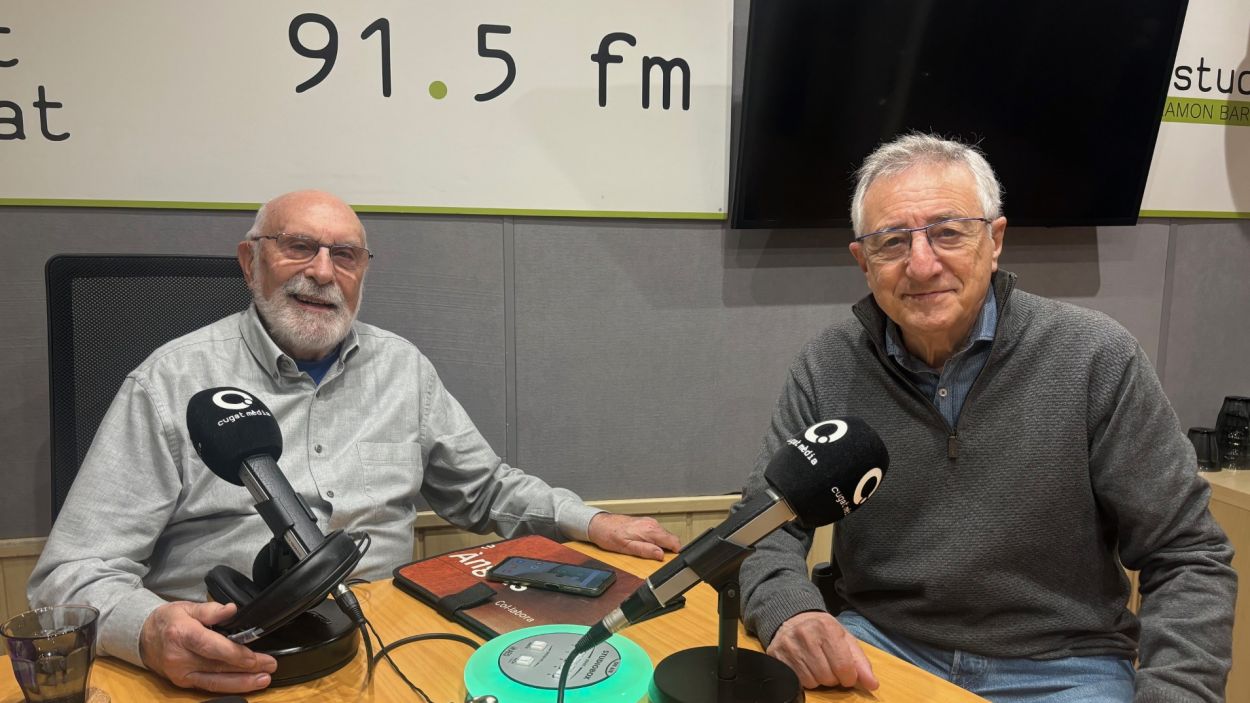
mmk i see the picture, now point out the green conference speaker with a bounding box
[463,625,651,703]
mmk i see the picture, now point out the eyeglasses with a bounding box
[253,232,373,272]
[855,217,992,263]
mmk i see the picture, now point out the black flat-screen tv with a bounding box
[731,1,1189,229]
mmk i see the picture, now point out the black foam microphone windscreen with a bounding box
[186,387,283,485]
[573,416,889,655]
[763,416,889,528]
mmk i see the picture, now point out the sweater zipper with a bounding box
[949,300,1013,461]
[946,320,1014,461]
[854,274,1016,463]
[872,349,958,453]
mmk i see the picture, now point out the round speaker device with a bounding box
[463,625,651,703]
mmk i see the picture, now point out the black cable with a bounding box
[330,535,378,687]
[339,533,484,701]
[358,621,374,686]
[365,617,432,703]
[558,629,608,703]
[556,650,577,703]
[331,584,373,684]
[372,631,481,661]
[362,617,481,703]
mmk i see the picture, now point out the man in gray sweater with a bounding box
[738,134,1236,701]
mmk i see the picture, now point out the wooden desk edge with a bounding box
[1203,470,1250,511]
[1,543,987,702]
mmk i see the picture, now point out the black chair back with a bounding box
[45,255,251,519]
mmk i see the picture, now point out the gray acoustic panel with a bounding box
[1159,221,1250,432]
[999,223,1170,362]
[510,219,865,500]
[0,207,252,538]
[355,215,507,454]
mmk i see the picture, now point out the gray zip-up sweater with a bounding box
[738,271,1236,702]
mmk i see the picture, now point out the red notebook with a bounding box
[392,534,683,640]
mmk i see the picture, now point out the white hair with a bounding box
[243,200,271,283]
[245,201,270,240]
[850,133,1003,235]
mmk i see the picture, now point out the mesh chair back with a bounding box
[46,255,252,520]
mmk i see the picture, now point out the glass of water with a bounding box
[2,605,99,703]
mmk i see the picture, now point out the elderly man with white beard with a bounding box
[29,190,680,695]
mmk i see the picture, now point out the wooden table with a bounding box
[1202,470,1250,703]
[1,544,985,702]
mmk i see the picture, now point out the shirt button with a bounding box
[326,490,335,498]
[938,388,949,398]
[314,444,324,454]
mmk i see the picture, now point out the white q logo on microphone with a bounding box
[853,468,884,505]
[804,420,848,445]
[212,390,254,411]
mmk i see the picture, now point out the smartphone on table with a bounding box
[485,556,616,596]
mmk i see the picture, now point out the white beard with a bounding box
[252,275,358,359]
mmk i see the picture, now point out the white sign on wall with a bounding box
[1141,0,1250,218]
[0,1,733,219]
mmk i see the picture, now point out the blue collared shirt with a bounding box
[884,287,998,428]
[295,347,341,385]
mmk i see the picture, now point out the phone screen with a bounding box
[487,557,616,595]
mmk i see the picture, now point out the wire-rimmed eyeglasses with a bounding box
[854,217,992,263]
[253,232,373,272]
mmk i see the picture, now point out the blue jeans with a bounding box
[838,611,1135,702]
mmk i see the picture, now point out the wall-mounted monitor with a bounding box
[731,0,1189,229]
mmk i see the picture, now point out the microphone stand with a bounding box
[648,534,803,703]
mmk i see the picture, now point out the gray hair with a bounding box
[244,201,270,240]
[242,201,270,284]
[850,133,1003,235]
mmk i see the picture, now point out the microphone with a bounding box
[186,387,366,643]
[574,417,888,653]
[186,387,324,559]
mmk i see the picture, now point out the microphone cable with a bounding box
[330,533,373,685]
[368,626,480,703]
[341,567,482,703]
[556,652,576,703]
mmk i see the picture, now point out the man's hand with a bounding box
[139,601,277,693]
[587,512,681,560]
[767,611,879,691]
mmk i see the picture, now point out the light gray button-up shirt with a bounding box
[29,306,600,667]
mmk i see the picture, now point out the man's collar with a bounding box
[855,270,1017,350]
[883,284,999,372]
[238,304,360,379]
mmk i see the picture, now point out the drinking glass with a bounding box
[2,605,98,703]
[1187,427,1221,472]
[1216,396,1250,471]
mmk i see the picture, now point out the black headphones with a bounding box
[205,530,363,643]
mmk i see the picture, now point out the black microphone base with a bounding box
[250,598,359,686]
[649,647,804,703]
